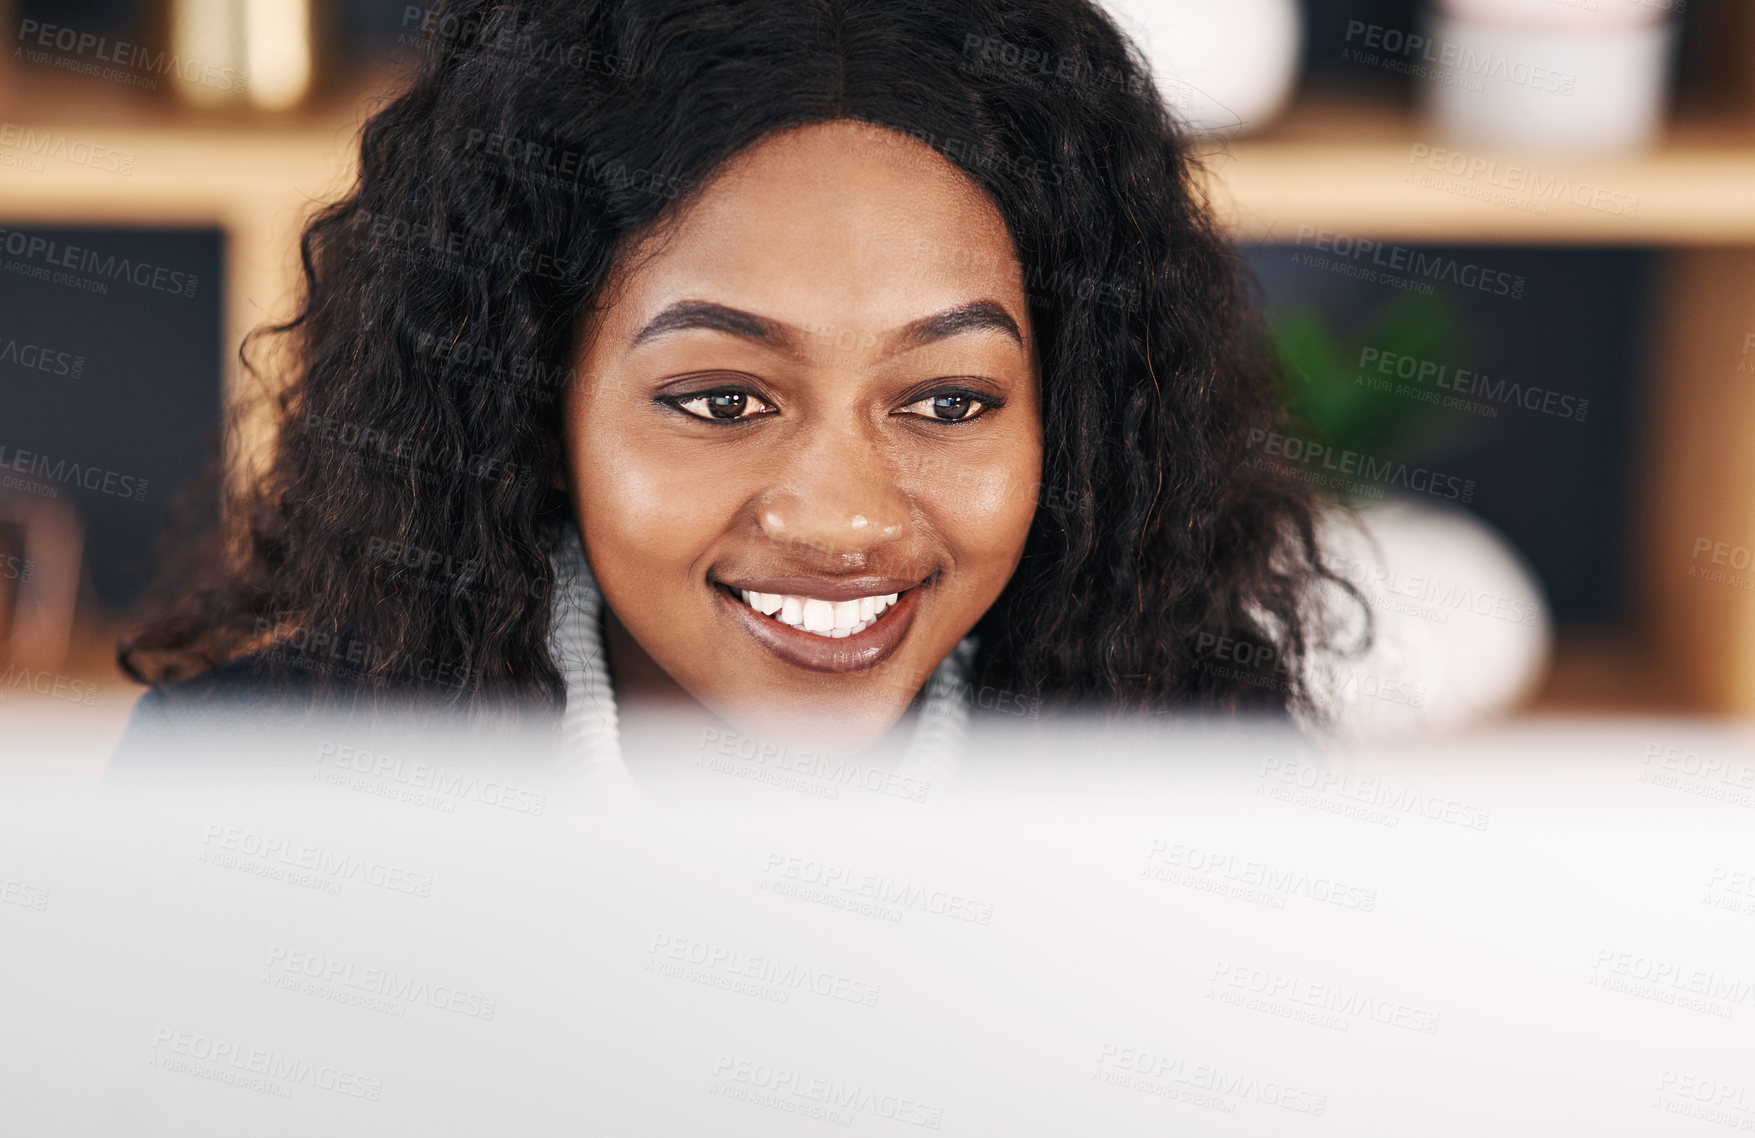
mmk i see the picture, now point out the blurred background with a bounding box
[3,0,1754,763]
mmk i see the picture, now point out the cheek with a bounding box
[569,403,738,580]
[913,433,1041,598]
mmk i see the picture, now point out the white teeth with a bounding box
[734,587,906,638]
[741,590,784,616]
[802,598,836,633]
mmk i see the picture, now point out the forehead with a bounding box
[603,121,1027,336]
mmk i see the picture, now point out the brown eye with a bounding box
[705,392,748,419]
[929,394,974,421]
[898,388,997,424]
[670,390,774,422]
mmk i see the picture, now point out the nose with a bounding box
[755,422,911,557]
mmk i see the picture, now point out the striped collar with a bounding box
[546,525,975,798]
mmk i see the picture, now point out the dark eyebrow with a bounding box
[893,301,1024,352]
[629,298,1024,353]
[631,301,792,349]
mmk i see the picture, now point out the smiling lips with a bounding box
[738,589,899,637]
[717,575,926,673]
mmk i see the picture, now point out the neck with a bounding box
[602,603,697,710]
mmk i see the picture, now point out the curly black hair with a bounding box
[120,0,1360,719]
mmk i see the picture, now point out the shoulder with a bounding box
[108,652,562,788]
[109,652,321,769]
[130,650,317,715]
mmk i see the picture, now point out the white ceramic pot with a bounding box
[1305,497,1553,743]
[1422,10,1676,153]
[1442,0,1677,34]
[1103,0,1303,135]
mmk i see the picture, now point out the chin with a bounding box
[710,688,915,756]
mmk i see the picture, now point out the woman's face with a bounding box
[563,121,1042,748]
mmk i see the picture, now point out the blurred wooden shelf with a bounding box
[10,79,1755,253]
[0,68,395,472]
[1525,635,1687,716]
[1203,93,1755,246]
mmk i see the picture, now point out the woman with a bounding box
[116,0,1357,776]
